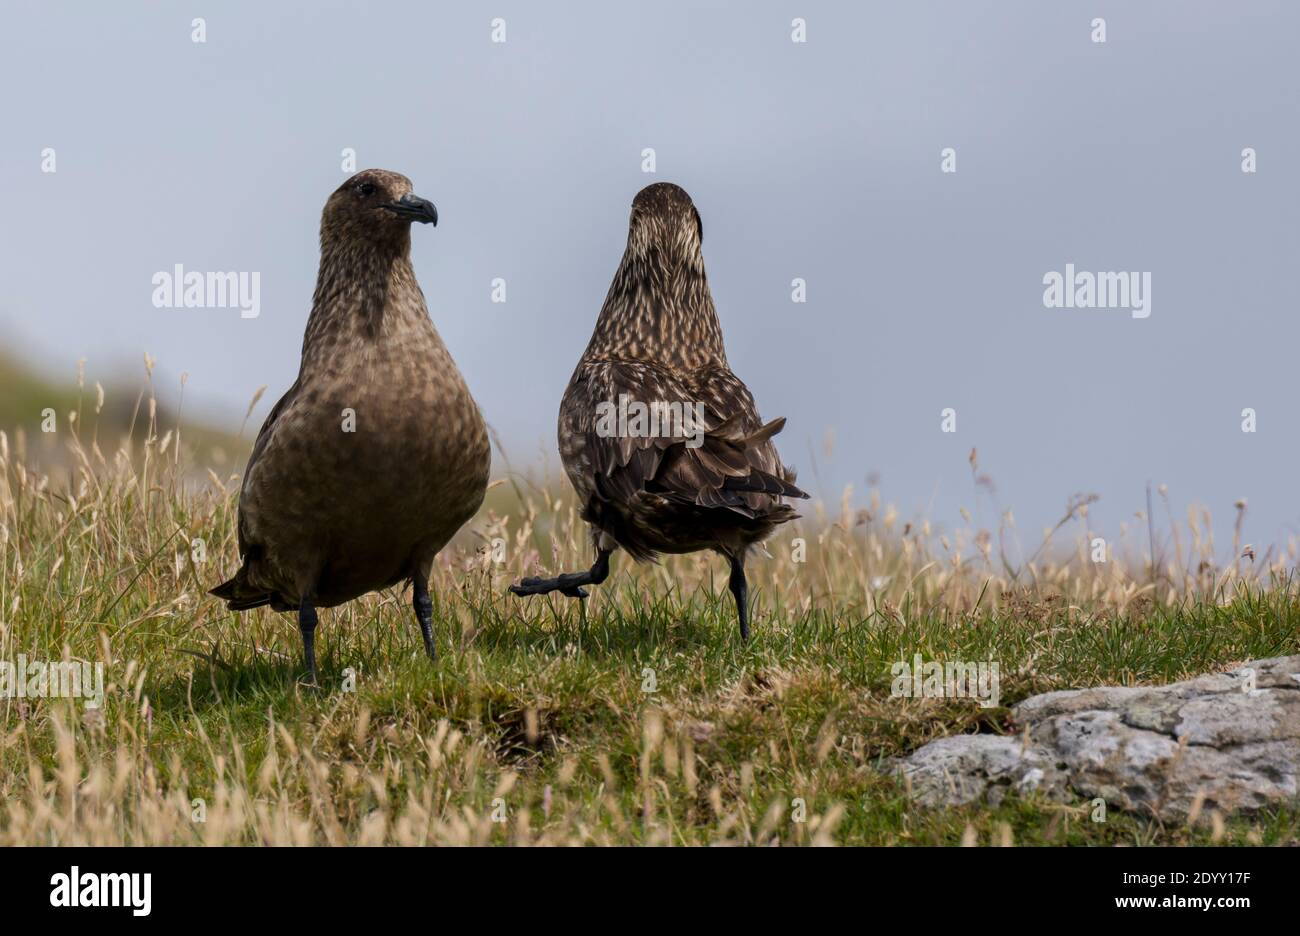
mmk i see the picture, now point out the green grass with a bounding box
[2,379,1298,845]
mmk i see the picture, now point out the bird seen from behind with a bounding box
[211,169,490,684]
[509,182,807,640]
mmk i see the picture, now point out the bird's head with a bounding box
[626,182,704,266]
[321,169,438,248]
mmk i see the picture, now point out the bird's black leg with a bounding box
[728,554,750,642]
[413,573,436,661]
[510,550,612,599]
[299,595,320,685]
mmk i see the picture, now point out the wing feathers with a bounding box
[570,360,808,522]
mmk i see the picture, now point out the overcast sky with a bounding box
[2,0,1296,550]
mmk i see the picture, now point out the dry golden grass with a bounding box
[2,369,1297,845]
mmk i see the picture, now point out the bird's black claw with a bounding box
[509,554,610,601]
[509,577,588,599]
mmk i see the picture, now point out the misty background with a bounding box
[1,0,1296,551]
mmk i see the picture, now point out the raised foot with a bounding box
[509,576,589,599]
[509,551,611,602]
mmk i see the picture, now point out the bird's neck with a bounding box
[582,247,729,372]
[302,236,427,355]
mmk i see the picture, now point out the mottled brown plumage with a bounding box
[510,183,807,639]
[211,169,490,682]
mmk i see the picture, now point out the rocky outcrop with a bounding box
[896,656,1300,820]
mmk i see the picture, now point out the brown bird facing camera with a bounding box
[509,182,807,640]
[211,169,490,684]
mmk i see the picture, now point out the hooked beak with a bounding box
[381,193,438,226]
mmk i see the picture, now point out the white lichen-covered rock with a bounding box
[896,655,1300,820]
[896,734,1071,808]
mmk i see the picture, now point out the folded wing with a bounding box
[565,360,807,522]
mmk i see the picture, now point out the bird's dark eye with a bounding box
[357,182,376,198]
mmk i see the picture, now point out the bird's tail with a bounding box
[712,415,810,500]
[210,573,274,612]
[722,467,808,500]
